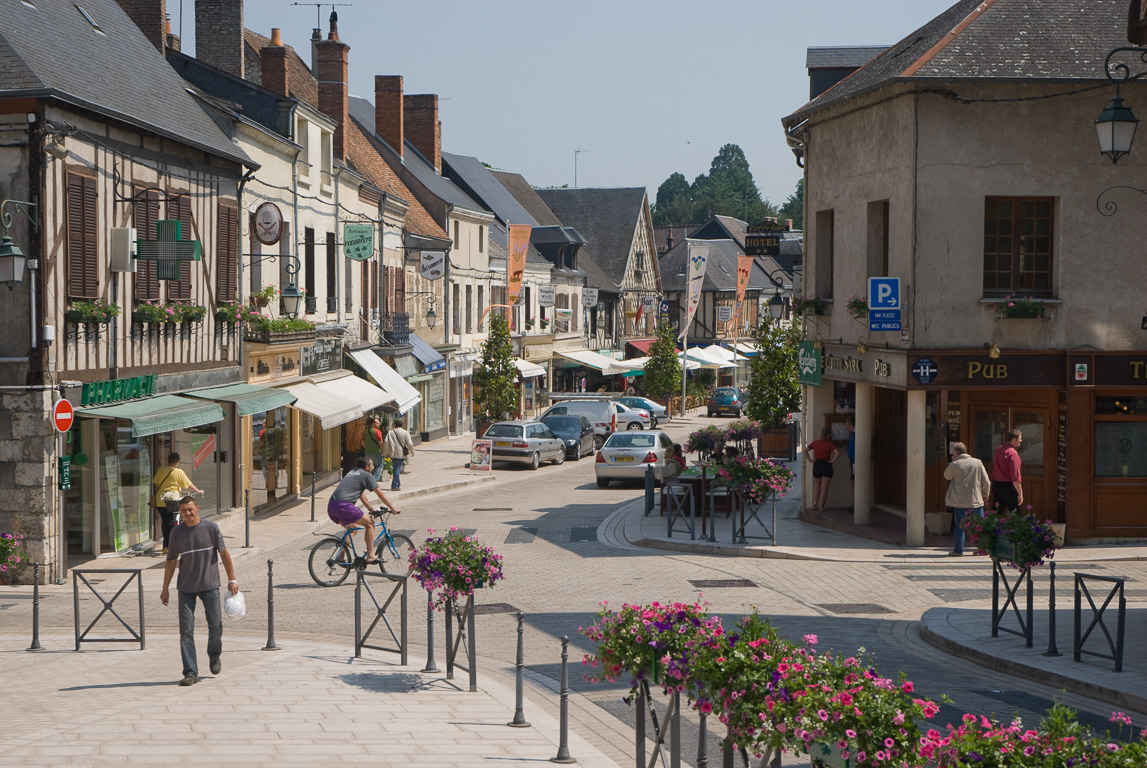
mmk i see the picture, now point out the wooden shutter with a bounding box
[167,195,193,301]
[133,189,160,301]
[325,234,336,306]
[216,205,238,302]
[396,266,405,316]
[66,173,98,299]
[303,227,315,298]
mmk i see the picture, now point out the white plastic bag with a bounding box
[223,590,246,619]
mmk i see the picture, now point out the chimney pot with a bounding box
[328,10,340,41]
[785,218,793,230]
[269,27,283,46]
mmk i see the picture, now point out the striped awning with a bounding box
[77,395,225,438]
[183,383,297,416]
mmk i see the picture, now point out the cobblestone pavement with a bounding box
[4,416,1147,766]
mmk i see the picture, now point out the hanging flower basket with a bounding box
[409,527,504,609]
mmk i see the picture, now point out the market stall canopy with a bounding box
[183,383,297,417]
[348,349,422,413]
[281,380,363,430]
[727,342,759,356]
[513,358,547,379]
[701,345,737,363]
[77,395,224,438]
[555,349,642,376]
[627,355,701,372]
[680,349,736,369]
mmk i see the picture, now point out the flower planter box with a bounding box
[998,306,1046,319]
[926,511,953,536]
[64,310,87,324]
[992,534,1018,562]
[243,329,317,344]
[1050,523,1066,547]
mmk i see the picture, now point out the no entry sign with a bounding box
[52,399,74,433]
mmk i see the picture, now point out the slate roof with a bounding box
[443,153,540,227]
[806,46,889,69]
[0,0,249,166]
[653,225,692,255]
[786,0,1128,123]
[490,171,564,226]
[534,187,648,287]
[660,239,746,293]
[167,50,290,137]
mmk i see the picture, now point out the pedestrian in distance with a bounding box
[152,452,204,555]
[363,415,386,482]
[991,429,1024,512]
[846,416,856,514]
[805,427,840,513]
[944,442,991,556]
[160,496,237,687]
[327,457,402,564]
[385,418,415,491]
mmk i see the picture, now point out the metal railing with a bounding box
[353,570,408,664]
[445,594,477,692]
[72,569,146,651]
[991,559,1034,648]
[1074,572,1126,672]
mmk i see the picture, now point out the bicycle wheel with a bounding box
[309,537,353,587]
[376,533,414,575]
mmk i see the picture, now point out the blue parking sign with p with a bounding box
[868,277,902,332]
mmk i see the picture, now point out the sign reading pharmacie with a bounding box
[81,373,159,407]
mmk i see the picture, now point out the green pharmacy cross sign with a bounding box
[136,219,201,280]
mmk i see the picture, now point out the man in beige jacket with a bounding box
[944,442,991,556]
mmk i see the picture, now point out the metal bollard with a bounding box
[27,562,43,651]
[670,688,681,768]
[1044,561,1061,657]
[421,592,439,672]
[244,489,251,548]
[550,635,576,763]
[644,464,655,516]
[262,559,280,651]
[468,598,478,694]
[309,464,316,523]
[697,710,707,768]
[508,611,530,727]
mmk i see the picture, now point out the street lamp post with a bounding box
[1095,47,1147,163]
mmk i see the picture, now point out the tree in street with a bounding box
[643,320,682,417]
[745,316,801,430]
[473,314,518,422]
[651,144,778,227]
[778,178,803,229]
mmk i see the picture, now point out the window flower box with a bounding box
[66,299,120,324]
[994,294,1048,319]
[792,295,829,316]
[845,295,867,319]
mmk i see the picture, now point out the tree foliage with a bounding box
[778,178,803,229]
[745,316,801,430]
[473,314,518,421]
[643,320,682,409]
[652,144,778,227]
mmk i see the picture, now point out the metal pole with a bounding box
[244,488,251,548]
[422,591,439,672]
[263,559,280,651]
[670,688,681,768]
[1025,567,1034,648]
[467,594,477,693]
[681,325,688,418]
[509,611,530,727]
[355,569,363,658]
[697,710,708,768]
[445,599,455,680]
[400,575,408,667]
[635,686,646,768]
[551,635,576,764]
[1044,561,1061,657]
[310,427,317,523]
[27,562,43,651]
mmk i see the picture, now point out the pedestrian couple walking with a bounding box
[363,416,415,491]
[944,429,1024,556]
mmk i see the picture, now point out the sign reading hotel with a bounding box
[343,223,374,261]
[745,220,786,257]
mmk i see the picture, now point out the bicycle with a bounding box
[307,507,415,587]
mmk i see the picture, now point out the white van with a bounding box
[538,399,618,450]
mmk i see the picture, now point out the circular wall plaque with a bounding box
[253,202,284,246]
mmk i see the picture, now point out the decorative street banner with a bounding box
[539,285,556,307]
[679,242,709,341]
[581,287,599,308]
[798,341,823,387]
[343,223,374,261]
[419,251,445,280]
[734,254,753,329]
[507,224,532,306]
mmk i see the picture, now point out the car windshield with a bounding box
[605,434,656,449]
[542,417,581,432]
[715,388,738,398]
[484,424,523,438]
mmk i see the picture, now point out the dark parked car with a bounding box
[541,415,596,460]
[707,387,744,418]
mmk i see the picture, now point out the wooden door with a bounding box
[873,388,907,509]
[968,394,1054,514]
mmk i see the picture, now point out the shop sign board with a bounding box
[798,341,822,387]
[470,439,493,473]
[1077,353,1147,385]
[58,455,72,490]
[81,374,158,407]
[581,288,599,308]
[253,202,284,246]
[745,221,786,257]
[911,358,938,385]
[419,251,445,279]
[539,286,556,307]
[718,305,733,323]
[301,338,340,376]
[343,223,374,261]
[909,353,1064,387]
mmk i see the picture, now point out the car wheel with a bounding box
[626,422,641,431]
[553,448,565,466]
[707,410,714,417]
[593,435,605,451]
[596,477,609,488]
[571,447,581,461]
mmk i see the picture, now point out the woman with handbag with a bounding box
[153,452,204,554]
[363,416,386,482]
[384,418,415,491]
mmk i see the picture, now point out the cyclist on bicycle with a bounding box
[327,457,401,563]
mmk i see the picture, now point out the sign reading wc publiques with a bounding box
[343,224,374,261]
[868,277,902,332]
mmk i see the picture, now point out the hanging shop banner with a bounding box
[798,341,823,387]
[679,242,709,341]
[420,251,445,280]
[539,285,556,307]
[581,288,599,308]
[734,254,753,327]
[507,225,532,306]
[343,223,374,261]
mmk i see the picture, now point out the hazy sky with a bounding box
[176,0,956,209]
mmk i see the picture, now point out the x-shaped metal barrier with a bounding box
[634,679,679,768]
[991,558,1034,647]
[354,570,408,665]
[730,488,776,546]
[445,594,477,692]
[72,569,145,651]
[665,483,695,540]
[1073,572,1126,672]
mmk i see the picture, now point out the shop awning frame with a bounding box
[76,394,225,438]
[408,334,447,373]
[513,358,547,379]
[348,349,422,413]
[184,383,298,416]
[554,348,642,376]
[281,381,363,430]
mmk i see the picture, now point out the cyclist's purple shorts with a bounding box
[327,498,364,525]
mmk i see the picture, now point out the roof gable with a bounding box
[442,153,540,228]
[490,171,563,226]
[534,187,648,286]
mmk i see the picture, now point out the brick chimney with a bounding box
[165,14,180,51]
[785,219,793,230]
[374,76,403,157]
[261,28,289,97]
[405,94,440,172]
[195,0,244,78]
[115,0,166,53]
[315,11,350,162]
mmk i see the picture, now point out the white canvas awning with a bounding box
[282,381,363,430]
[627,355,700,372]
[348,349,422,413]
[513,358,547,378]
[555,348,641,376]
[680,349,735,369]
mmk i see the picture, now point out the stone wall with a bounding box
[0,390,57,584]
